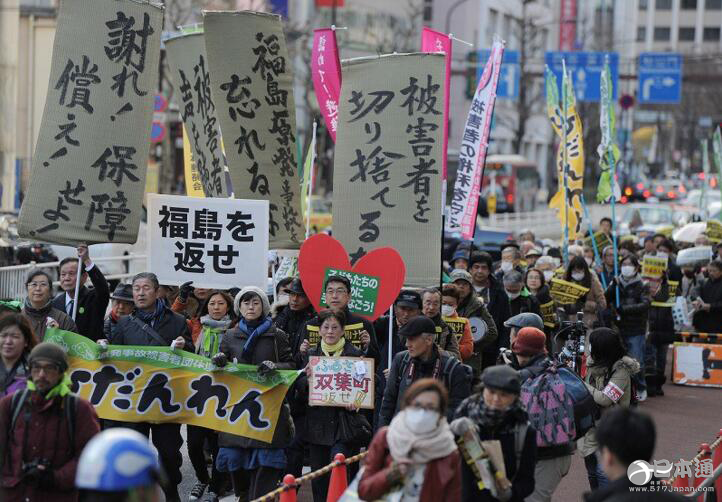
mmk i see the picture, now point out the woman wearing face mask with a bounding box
[0,314,38,398]
[186,291,235,502]
[296,309,373,502]
[579,328,639,490]
[21,269,77,340]
[524,269,557,339]
[534,256,559,284]
[359,378,461,502]
[563,256,607,330]
[605,254,650,401]
[212,286,295,500]
[450,365,537,502]
[440,284,474,362]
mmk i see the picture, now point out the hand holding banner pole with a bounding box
[561,59,570,267]
[388,306,394,372]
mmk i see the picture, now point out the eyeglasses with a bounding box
[408,403,440,413]
[30,362,60,375]
[27,282,50,289]
[325,288,348,296]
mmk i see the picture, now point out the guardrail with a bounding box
[480,205,609,239]
[0,254,147,300]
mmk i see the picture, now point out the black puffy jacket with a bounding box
[605,276,649,337]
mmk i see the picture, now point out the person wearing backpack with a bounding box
[579,328,640,491]
[379,316,472,427]
[0,342,100,502]
[512,328,576,502]
[451,365,537,501]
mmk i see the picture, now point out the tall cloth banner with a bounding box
[205,11,303,249]
[559,0,577,51]
[182,125,206,197]
[333,53,445,287]
[701,138,710,215]
[165,33,229,198]
[713,126,722,208]
[46,329,298,443]
[420,27,452,180]
[449,39,504,240]
[546,66,585,239]
[311,28,342,142]
[147,194,269,290]
[18,0,162,245]
[596,62,621,203]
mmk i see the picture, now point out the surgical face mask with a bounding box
[506,290,521,300]
[572,271,585,282]
[404,408,439,434]
[543,270,554,281]
[585,257,593,267]
[500,261,513,272]
[621,265,636,278]
[552,258,561,268]
[441,305,455,317]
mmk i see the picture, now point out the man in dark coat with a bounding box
[692,259,722,333]
[379,316,471,427]
[52,245,110,340]
[273,278,315,357]
[107,272,193,502]
[0,343,100,502]
[469,252,511,353]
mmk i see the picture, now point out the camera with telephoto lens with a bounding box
[554,311,587,373]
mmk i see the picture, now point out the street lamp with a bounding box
[445,0,471,36]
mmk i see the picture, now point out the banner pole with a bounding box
[72,255,82,321]
[609,146,620,308]
[581,194,605,289]
[306,121,318,239]
[561,60,570,266]
[440,179,447,289]
[388,306,394,372]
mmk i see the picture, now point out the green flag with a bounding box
[702,138,710,215]
[596,62,621,203]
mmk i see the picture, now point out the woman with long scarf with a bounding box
[451,365,537,502]
[186,290,235,502]
[359,378,460,502]
[212,286,294,500]
[20,269,76,340]
[295,309,373,502]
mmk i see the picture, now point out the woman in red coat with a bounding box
[359,378,461,502]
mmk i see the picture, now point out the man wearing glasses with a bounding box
[0,342,100,502]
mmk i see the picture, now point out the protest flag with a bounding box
[421,27,452,180]
[312,28,342,142]
[701,138,710,218]
[597,61,621,203]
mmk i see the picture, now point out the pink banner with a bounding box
[421,27,451,180]
[312,28,342,142]
[449,40,504,240]
[559,0,577,51]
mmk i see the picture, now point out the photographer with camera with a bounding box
[497,312,545,368]
[0,342,99,502]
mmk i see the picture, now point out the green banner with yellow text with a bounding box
[45,329,299,443]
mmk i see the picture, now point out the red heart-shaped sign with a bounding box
[298,234,406,321]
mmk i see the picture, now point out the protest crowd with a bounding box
[2,222,721,502]
[2,3,722,502]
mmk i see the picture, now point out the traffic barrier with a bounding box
[692,444,711,502]
[663,429,722,499]
[250,451,367,502]
[713,430,722,497]
[327,453,348,502]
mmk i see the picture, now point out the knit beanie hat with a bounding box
[234,286,271,318]
[512,327,547,357]
[28,342,68,372]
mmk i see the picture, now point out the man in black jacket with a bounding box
[52,245,110,340]
[106,272,193,502]
[469,252,511,360]
[379,316,471,427]
[274,278,315,357]
[693,259,722,333]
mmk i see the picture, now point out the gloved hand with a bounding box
[24,465,54,488]
[178,281,194,302]
[212,353,228,368]
[257,360,277,376]
[449,417,475,436]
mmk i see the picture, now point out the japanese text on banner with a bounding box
[18,0,162,245]
[147,194,269,290]
[549,278,590,305]
[45,329,299,443]
[312,28,342,142]
[333,53,444,287]
[166,33,229,198]
[308,356,375,409]
[205,11,303,249]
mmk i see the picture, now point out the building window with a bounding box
[706,0,722,9]
[654,27,671,40]
[639,0,648,9]
[656,0,672,9]
[679,27,696,40]
[423,0,432,22]
[703,27,721,40]
[681,0,697,9]
[637,26,647,41]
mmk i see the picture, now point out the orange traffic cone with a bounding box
[326,453,348,502]
[280,474,297,502]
